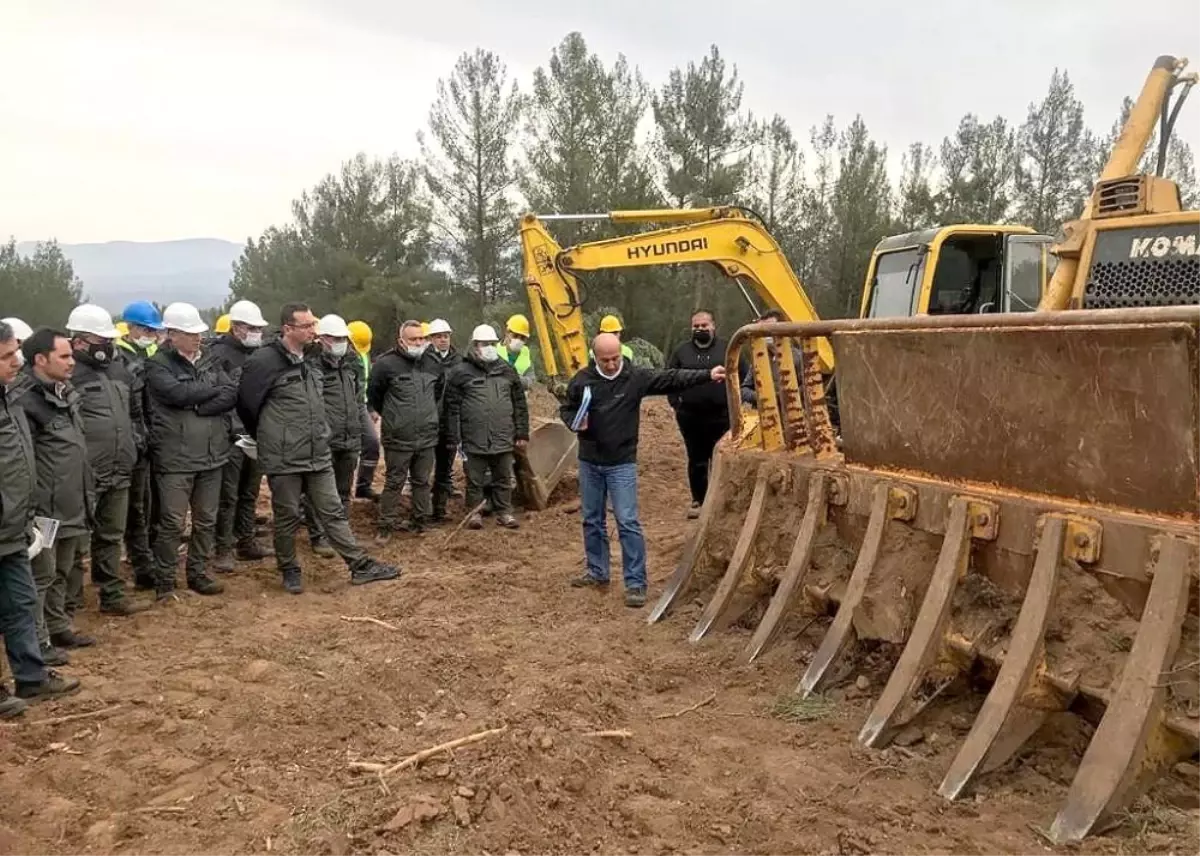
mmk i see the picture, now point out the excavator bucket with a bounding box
[650,307,1200,843]
[514,416,578,511]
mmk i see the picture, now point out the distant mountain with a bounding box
[16,238,242,314]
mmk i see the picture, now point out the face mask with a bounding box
[692,329,713,346]
[330,341,348,358]
[81,341,113,363]
[133,336,156,350]
[596,360,623,380]
[509,336,526,352]
[406,343,428,359]
[243,331,263,348]
[479,345,498,362]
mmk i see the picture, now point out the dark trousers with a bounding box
[355,405,380,493]
[379,447,435,531]
[303,450,358,542]
[270,468,366,571]
[72,485,129,609]
[432,440,457,517]
[125,454,155,582]
[216,444,262,553]
[466,452,513,516]
[32,533,85,645]
[153,468,222,588]
[0,551,47,685]
[676,414,728,504]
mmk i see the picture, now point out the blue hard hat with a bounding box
[122,300,163,331]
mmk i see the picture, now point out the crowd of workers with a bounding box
[0,300,734,718]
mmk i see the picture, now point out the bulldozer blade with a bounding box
[858,496,974,749]
[939,515,1072,801]
[1049,535,1194,844]
[514,417,578,511]
[647,450,728,624]
[688,466,772,643]
[797,481,904,697]
[743,474,829,663]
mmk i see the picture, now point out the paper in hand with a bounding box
[570,386,592,432]
[235,434,258,460]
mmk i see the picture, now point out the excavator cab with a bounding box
[861,226,1055,319]
[649,55,1200,844]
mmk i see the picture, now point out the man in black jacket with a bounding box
[208,299,272,572]
[0,321,80,714]
[560,333,725,607]
[237,303,398,595]
[367,320,441,539]
[425,318,462,521]
[144,303,238,599]
[443,324,528,530]
[666,310,748,519]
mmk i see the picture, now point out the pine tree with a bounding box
[894,142,938,230]
[1015,69,1090,233]
[419,49,522,310]
[936,115,1019,223]
[1093,96,1199,207]
[0,239,85,327]
[826,117,892,316]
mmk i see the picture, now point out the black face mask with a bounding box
[79,341,114,363]
[692,329,714,347]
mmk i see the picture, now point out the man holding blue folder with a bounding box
[561,333,726,607]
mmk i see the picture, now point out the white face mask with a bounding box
[405,343,428,359]
[14,349,24,368]
[596,359,623,380]
[509,336,526,352]
[478,344,498,362]
[133,336,156,349]
[330,341,348,358]
[243,330,263,348]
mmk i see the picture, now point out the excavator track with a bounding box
[651,307,1200,843]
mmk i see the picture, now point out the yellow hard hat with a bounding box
[115,321,129,338]
[215,314,231,334]
[421,321,430,336]
[599,314,623,334]
[347,320,373,355]
[506,314,530,338]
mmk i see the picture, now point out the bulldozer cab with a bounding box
[861,226,1055,319]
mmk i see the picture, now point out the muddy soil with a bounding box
[1,398,1196,855]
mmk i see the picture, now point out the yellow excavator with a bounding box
[643,53,1198,845]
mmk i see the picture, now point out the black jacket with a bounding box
[207,333,260,435]
[10,368,94,538]
[308,347,364,454]
[71,348,142,490]
[560,363,714,466]
[367,348,442,453]
[443,352,529,456]
[237,340,332,475]
[0,385,37,557]
[145,345,237,473]
[666,336,747,423]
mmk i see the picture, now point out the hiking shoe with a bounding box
[355,486,380,502]
[187,575,224,596]
[213,550,236,573]
[16,670,81,702]
[50,629,96,649]
[310,539,337,559]
[0,686,27,720]
[397,519,426,535]
[687,502,701,520]
[100,598,151,616]
[236,539,273,560]
[497,514,520,529]
[570,574,609,590]
[40,644,69,667]
[282,568,304,594]
[466,514,484,531]
[624,588,647,608]
[351,561,400,586]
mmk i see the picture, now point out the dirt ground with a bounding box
[1,397,1196,855]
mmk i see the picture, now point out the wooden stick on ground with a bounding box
[582,729,633,739]
[653,692,717,720]
[441,500,489,548]
[347,725,509,779]
[1,705,123,728]
[339,615,399,632]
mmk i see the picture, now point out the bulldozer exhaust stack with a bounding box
[650,307,1200,843]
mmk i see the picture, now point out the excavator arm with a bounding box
[519,207,834,378]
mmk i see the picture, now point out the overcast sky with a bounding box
[2,0,1198,244]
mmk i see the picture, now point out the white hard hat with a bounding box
[1,317,34,342]
[316,313,351,338]
[66,303,120,338]
[471,324,499,343]
[162,302,208,334]
[427,318,452,335]
[228,299,268,328]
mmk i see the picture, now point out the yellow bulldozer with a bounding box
[515,55,1199,842]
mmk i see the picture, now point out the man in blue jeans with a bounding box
[561,333,726,607]
[0,321,81,717]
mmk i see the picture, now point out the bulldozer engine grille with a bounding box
[1084,223,1200,309]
